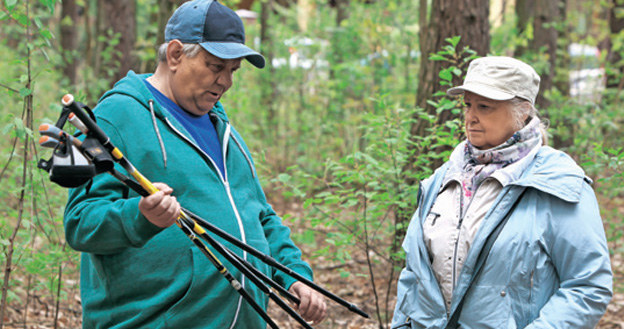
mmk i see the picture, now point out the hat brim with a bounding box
[447,83,515,101]
[200,42,266,69]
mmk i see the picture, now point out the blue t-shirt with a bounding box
[143,80,226,180]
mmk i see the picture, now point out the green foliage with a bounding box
[0,0,623,326]
[274,39,465,327]
[0,0,78,326]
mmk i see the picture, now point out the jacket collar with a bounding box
[439,143,587,204]
[513,146,588,203]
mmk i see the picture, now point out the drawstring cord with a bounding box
[148,99,167,168]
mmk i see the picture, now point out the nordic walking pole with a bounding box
[60,94,281,329]
[177,219,314,329]
[62,94,369,320]
[225,248,300,305]
[63,112,300,305]
[184,208,370,318]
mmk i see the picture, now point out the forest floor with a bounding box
[2,195,624,329]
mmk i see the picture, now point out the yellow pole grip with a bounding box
[111,147,124,160]
[131,171,159,195]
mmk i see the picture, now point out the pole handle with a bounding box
[39,136,59,148]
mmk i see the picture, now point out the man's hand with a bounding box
[289,281,327,324]
[138,182,180,228]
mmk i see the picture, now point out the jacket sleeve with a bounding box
[258,198,314,289]
[524,182,613,329]
[64,112,164,255]
[392,262,417,327]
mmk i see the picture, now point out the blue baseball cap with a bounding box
[165,0,265,68]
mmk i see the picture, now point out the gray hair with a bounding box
[509,97,548,145]
[157,43,203,62]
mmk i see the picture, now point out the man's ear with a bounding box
[166,40,184,72]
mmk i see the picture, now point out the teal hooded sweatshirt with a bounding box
[64,71,313,329]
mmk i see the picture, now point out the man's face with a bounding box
[170,48,242,116]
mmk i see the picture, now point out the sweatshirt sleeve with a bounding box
[524,183,612,329]
[63,112,164,255]
[230,128,313,289]
[258,197,314,290]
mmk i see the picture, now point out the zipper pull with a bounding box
[428,212,440,226]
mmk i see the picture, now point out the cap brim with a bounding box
[447,83,515,101]
[200,42,265,68]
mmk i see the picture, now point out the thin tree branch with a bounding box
[0,83,19,93]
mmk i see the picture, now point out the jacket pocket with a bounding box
[459,285,517,329]
[396,278,446,329]
[163,248,199,321]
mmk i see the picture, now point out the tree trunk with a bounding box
[329,0,349,79]
[60,0,79,85]
[412,0,489,141]
[101,0,137,83]
[515,0,535,57]
[531,0,559,110]
[606,0,624,88]
[238,0,256,10]
[554,0,570,96]
[143,0,180,72]
[85,0,93,74]
[549,0,574,150]
[260,0,278,144]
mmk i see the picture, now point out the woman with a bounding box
[392,56,612,329]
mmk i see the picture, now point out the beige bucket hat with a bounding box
[447,56,541,104]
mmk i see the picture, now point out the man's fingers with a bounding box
[141,191,165,210]
[311,293,327,323]
[297,287,311,316]
[152,182,173,195]
[138,182,180,228]
[165,196,180,222]
[302,291,325,323]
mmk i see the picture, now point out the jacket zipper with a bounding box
[451,187,476,295]
[163,118,247,329]
[529,270,534,303]
[230,133,256,179]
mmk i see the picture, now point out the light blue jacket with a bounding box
[392,146,612,329]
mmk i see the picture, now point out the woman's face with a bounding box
[463,91,523,150]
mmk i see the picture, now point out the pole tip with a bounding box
[350,304,370,318]
[62,94,74,106]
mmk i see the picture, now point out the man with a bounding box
[64,1,326,328]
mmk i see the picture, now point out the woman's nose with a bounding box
[465,106,477,123]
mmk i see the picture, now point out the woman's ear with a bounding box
[166,40,184,72]
[521,102,531,123]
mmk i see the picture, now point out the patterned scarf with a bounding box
[461,117,542,199]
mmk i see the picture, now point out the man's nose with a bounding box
[216,71,233,88]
